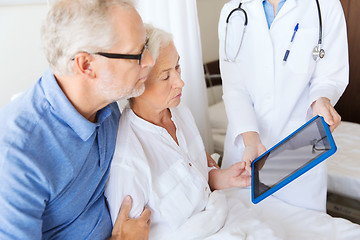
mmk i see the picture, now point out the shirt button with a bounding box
[189,163,192,167]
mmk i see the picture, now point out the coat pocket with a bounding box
[287,28,318,74]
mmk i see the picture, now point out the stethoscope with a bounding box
[224,0,325,62]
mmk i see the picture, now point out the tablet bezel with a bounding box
[251,115,337,204]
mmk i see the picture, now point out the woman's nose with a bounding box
[175,74,185,88]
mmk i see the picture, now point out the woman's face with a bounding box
[137,42,184,110]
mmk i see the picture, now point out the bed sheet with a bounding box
[327,121,360,200]
[164,188,360,240]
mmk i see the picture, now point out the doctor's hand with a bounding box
[110,196,151,240]
[242,144,267,173]
[311,97,341,132]
[241,132,267,173]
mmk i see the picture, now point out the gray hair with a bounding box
[145,24,173,62]
[41,0,135,75]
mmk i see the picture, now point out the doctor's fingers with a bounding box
[245,161,252,174]
[321,105,341,132]
[329,107,341,132]
[319,106,335,126]
[239,160,252,175]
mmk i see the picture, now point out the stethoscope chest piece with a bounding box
[312,45,325,61]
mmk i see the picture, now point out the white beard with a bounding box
[97,67,145,103]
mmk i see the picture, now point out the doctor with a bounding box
[218,0,348,211]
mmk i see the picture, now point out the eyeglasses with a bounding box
[94,38,149,65]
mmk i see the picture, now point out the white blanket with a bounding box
[327,121,360,200]
[165,188,360,240]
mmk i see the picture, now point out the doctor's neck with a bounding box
[267,0,282,15]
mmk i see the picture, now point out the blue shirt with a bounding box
[0,69,120,239]
[263,0,287,28]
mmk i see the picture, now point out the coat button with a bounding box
[189,162,192,167]
[205,187,208,191]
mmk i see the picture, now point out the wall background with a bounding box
[196,0,228,63]
[0,3,49,107]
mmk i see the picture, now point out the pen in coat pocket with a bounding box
[283,23,299,62]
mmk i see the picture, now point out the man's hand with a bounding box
[311,97,341,132]
[110,196,151,240]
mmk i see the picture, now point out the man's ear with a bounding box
[73,52,96,78]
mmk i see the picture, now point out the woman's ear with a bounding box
[72,52,96,78]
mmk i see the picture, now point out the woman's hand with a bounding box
[226,161,251,188]
[208,162,251,190]
[206,152,220,169]
[311,97,341,132]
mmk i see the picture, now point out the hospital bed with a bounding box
[206,85,360,224]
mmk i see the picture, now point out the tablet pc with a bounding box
[251,115,336,204]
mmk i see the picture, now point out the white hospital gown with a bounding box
[105,103,211,240]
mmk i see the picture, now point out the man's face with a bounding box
[94,6,154,102]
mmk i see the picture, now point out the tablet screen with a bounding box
[252,116,334,202]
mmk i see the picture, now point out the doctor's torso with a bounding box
[219,0,338,149]
[219,0,347,210]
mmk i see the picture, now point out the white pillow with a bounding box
[208,100,228,131]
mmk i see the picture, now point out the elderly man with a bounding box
[0,0,153,239]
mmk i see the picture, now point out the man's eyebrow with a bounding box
[128,38,147,53]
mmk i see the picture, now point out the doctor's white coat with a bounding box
[218,0,348,211]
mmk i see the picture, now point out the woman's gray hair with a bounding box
[145,24,173,62]
[41,0,135,75]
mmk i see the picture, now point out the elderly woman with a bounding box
[105,25,251,239]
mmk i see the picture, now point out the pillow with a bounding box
[208,100,228,131]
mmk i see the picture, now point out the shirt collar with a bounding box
[126,106,176,135]
[41,69,113,141]
[262,0,287,4]
[240,0,255,3]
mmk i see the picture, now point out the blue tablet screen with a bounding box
[252,116,335,203]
